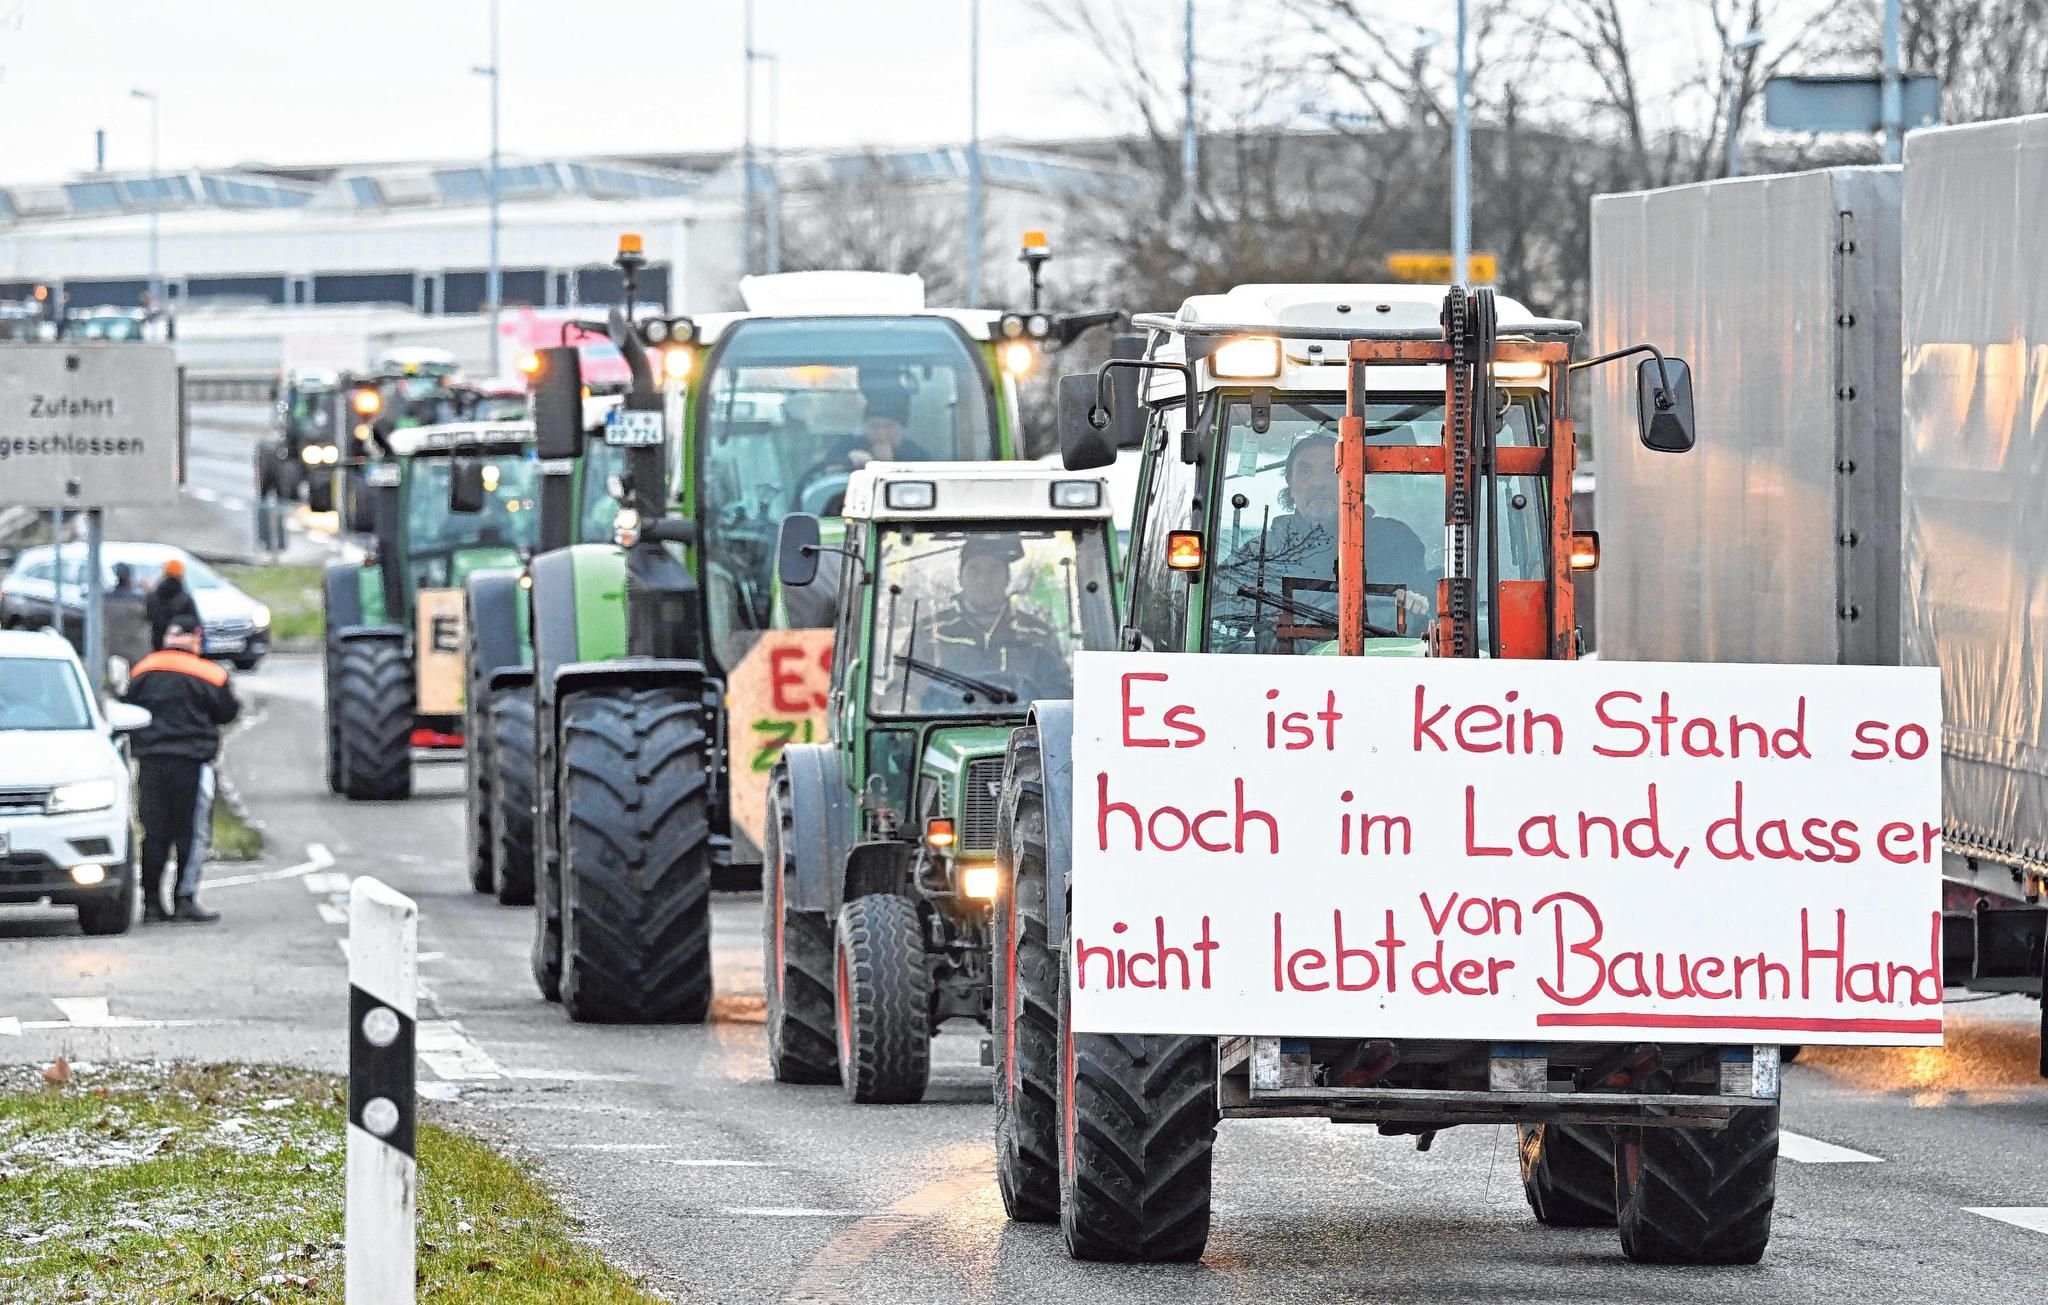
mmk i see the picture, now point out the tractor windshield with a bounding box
[1207,394,1550,654]
[700,316,1001,669]
[869,523,1113,718]
[404,452,541,586]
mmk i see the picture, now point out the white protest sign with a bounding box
[1068,653,1943,1046]
[0,343,182,508]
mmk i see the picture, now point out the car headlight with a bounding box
[47,779,115,814]
[251,604,271,629]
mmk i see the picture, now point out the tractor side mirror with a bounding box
[448,459,487,514]
[1057,372,1116,471]
[531,345,584,460]
[1636,356,1697,453]
[1108,333,1147,449]
[778,513,822,588]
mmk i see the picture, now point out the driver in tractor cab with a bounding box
[831,378,932,471]
[1218,432,1436,650]
[928,535,1070,702]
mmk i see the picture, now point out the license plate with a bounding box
[211,636,246,652]
[604,409,664,447]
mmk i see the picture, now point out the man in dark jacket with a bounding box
[123,625,239,922]
[145,558,203,651]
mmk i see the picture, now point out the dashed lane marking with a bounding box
[0,1017,20,1037]
[1779,1131,1883,1164]
[302,870,352,895]
[190,487,220,503]
[1967,1208,2048,1236]
[51,997,111,1026]
[209,843,334,890]
[545,1145,769,1161]
[1,997,215,1035]
[502,1067,638,1083]
[316,902,349,926]
[417,1019,506,1081]
[721,1208,866,1218]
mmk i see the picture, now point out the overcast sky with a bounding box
[0,0,1175,182]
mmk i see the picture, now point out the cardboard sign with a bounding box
[726,628,834,848]
[1069,653,1943,1046]
[414,589,468,716]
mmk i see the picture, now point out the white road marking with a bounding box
[1967,1208,2048,1235]
[302,870,352,895]
[208,842,334,890]
[719,1208,865,1218]
[221,496,247,511]
[543,1145,769,1163]
[416,1019,506,1081]
[0,1017,20,1037]
[502,1067,638,1083]
[52,997,110,1027]
[190,487,220,503]
[1779,1132,1883,1164]
[317,902,349,926]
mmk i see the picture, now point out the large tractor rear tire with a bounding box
[463,679,495,896]
[322,653,345,795]
[530,708,562,1003]
[833,893,931,1104]
[557,686,713,1024]
[763,765,838,1084]
[490,687,537,907]
[993,730,1061,1224]
[1615,1107,1779,1264]
[1518,1123,1617,1227]
[1058,941,1217,1262]
[332,639,412,801]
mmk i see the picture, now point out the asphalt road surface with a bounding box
[4,656,2045,1303]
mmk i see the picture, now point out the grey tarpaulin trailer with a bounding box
[1589,138,2048,1063]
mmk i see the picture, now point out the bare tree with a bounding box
[776,151,986,305]
[1811,0,2048,124]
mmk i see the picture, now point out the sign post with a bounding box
[346,877,417,1305]
[1068,654,1944,1046]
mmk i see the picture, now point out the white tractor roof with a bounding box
[841,461,1114,524]
[739,271,926,315]
[1139,282,1575,400]
[388,420,534,457]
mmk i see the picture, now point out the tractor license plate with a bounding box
[604,410,664,447]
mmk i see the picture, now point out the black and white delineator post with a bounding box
[347,877,417,1305]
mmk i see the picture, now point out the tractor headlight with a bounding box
[999,313,1027,340]
[1026,313,1051,339]
[642,317,671,345]
[1210,335,1282,380]
[47,779,115,814]
[613,507,642,548]
[300,445,321,465]
[883,480,936,511]
[960,864,999,901]
[1000,341,1037,377]
[1050,479,1101,510]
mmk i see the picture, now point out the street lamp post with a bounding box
[128,89,160,314]
[965,0,983,304]
[1723,29,1766,179]
[1181,0,1196,228]
[471,0,502,375]
[1450,0,1469,284]
[743,0,757,277]
[749,48,781,275]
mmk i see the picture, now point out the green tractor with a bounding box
[321,419,540,800]
[763,462,1119,1101]
[509,237,1118,1025]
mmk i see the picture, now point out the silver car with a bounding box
[1,542,272,670]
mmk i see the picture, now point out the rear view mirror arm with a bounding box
[1569,342,1676,409]
[1096,358,1197,431]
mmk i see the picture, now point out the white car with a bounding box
[0,629,150,934]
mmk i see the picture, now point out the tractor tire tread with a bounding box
[1616,1105,1779,1265]
[835,892,931,1104]
[333,640,412,801]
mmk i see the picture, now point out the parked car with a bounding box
[0,543,272,670]
[0,628,149,935]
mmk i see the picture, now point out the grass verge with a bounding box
[209,798,263,863]
[0,1062,661,1303]
[217,563,323,646]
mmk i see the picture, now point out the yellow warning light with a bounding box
[31,284,48,302]
[352,387,382,416]
[518,351,542,376]
[1021,229,1049,252]
[618,232,644,256]
[1166,531,1205,572]
[1570,531,1601,572]
[926,817,957,849]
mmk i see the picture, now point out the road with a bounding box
[2,654,2044,1302]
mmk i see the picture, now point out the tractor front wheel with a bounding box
[331,639,412,801]
[1518,1123,1617,1227]
[1615,1106,1779,1264]
[833,892,931,1104]
[490,686,537,907]
[1057,956,1217,1262]
[557,686,713,1024]
[763,765,838,1084]
[993,729,1061,1224]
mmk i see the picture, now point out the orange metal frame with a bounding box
[1336,337,1576,660]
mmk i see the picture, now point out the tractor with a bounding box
[496,234,1119,1025]
[321,418,540,800]
[983,283,1769,1267]
[763,462,1119,1101]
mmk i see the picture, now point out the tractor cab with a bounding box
[1058,283,1693,662]
[321,419,538,800]
[767,461,1118,1100]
